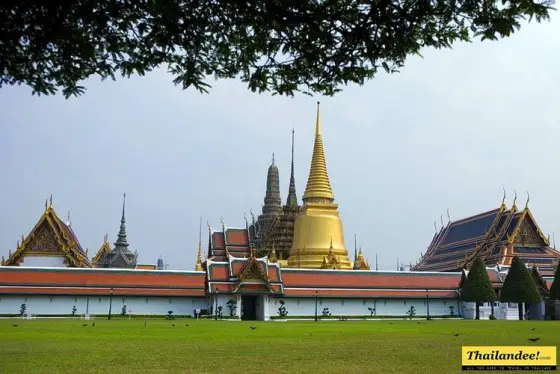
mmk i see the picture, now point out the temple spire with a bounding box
[114,193,129,248]
[302,101,334,203]
[261,151,282,216]
[286,128,298,208]
[353,234,358,270]
[195,217,203,271]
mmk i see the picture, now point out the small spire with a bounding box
[66,210,71,227]
[502,187,507,206]
[195,217,203,271]
[49,194,53,207]
[45,198,48,211]
[272,152,275,164]
[376,253,379,271]
[104,233,108,243]
[525,191,530,209]
[513,190,518,207]
[446,208,451,224]
[114,193,129,248]
[286,128,298,208]
[302,101,335,203]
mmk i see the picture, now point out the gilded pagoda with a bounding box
[205,102,367,270]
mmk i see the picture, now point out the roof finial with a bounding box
[45,198,48,211]
[513,190,518,207]
[375,253,379,271]
[446,208,451,224]
[49,194,52,207]
[67,210,71,227]
[502,187,507,206]
[104,233,108,243]
[525,191,530,209]
[244,212,249,227]
[272,152,275,165]
[440,214,444,229]
[553,232,556,250]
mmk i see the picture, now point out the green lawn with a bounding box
[0,318,558,373]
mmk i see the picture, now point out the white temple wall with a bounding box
[269,297,460,318]
[19,256,66,267]
[0,295,208,316]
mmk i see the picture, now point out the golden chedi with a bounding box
[288,102,352,269]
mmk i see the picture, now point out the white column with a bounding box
[235,294,241,319]
[262,295,270,321]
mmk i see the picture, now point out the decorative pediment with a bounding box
[511,210,548,246]
[238,257,268,282]
[3,203,91,268]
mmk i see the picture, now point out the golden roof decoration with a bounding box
[3,199,92,268]
[92,233,112,267]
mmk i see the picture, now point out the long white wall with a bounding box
[0,295,209,316]
[268,298,460,318]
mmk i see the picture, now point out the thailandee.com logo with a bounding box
[462,346,557,371]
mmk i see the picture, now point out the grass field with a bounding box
[0,318,558,373]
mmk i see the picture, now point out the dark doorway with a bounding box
[241,295,258,321]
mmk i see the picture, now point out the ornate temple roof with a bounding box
[92,234,111,267]
[207,218,252,262]
[413,197,560,272]
[1,198,91,268]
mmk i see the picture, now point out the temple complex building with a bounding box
[1,197,91,268]
[412,194,560,275]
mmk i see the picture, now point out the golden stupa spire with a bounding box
[195,217,203,271]
[302,101,334,203]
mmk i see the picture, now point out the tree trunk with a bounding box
[475,303,480,320]
[518,302,524,320]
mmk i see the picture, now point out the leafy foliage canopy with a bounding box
[0,0,555,98]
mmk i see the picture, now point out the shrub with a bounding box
[449,306,455,316]
[166,310,175,320]
[277,300,288,317]
[20,303,26,316]
[322,307,331,317]
[71,305,77,316]
[226,299,237,317]
[121,305,127,316]
[406,306,416,319]
[489,314,497,320]
[368,307,375,316]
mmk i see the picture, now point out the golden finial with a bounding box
[196,217,203,271]
[302,101,335,203]
[502,187,507,206]
[525,191,530,209]
[21,234,24,243]
[104,233,108,243]
[513,190,518,207]
[49,194,53,207]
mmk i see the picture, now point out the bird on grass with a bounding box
[91,322,96,327]
[531,328,536,331]
[81,324,88,327]
[172,324,176,327]
[185,324,189,327]
[250,326,257,330]
[453,333,460,337]
[12,324,18,327]
[144,321,147,327]
[528,337,540,343]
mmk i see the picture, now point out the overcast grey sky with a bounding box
[1,15,559,271]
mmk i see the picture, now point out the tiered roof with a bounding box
[92,234,111,267]
[2,199,91,268]
[413,199,560,273]
[207,220,252,262]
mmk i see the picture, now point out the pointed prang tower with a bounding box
[288,102,352,269]
[101,193,138,269]
[255,154,283,252]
